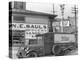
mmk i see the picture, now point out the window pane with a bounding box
[13,16,25,21]
[12,30,25,46]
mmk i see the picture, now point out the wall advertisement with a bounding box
[12,23,48,39]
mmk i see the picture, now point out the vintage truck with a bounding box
[17,32,77,58]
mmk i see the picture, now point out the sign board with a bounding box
[54,34,75,43]
[60,21,69,27]
[52,22,60,26]
[63,26,75,33]
[11,23,48,39]
[52,21,69,27]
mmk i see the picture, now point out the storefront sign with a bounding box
[63,26,75,33]
[12,23,48,39]
[52,22,60,26]
[60,21,69,27]
[12,23,48,29]
[52,21,69,27]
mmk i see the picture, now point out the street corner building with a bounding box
[9,1,78,59]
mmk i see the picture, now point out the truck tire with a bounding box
[26,51,38,57]
[52,45,62,55]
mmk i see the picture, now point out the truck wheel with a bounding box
[26,52,38,57]
[52,45,62,55]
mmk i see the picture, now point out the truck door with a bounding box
[43,33,54,55]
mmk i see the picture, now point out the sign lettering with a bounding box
[11,23,48,39]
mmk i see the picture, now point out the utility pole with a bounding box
[72,5,78,31]
[72,5,78,46]
[60,4,65,32]
[49,4,57,32]
[53,4,56,14]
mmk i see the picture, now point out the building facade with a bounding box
[9,1,57,58]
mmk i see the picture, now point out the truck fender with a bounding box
[26,51,38,57]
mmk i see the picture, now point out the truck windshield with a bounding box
[28,36,43,46]
[29,39,37,45]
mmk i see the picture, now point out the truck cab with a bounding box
[17,36,44,58]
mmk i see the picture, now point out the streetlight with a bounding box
[60,4,65,32]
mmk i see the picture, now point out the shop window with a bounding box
[13,16,25,22]
[14,2,25,10]
[12,30,25,46]
[37,36,43,46]
[12,30,24,37]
